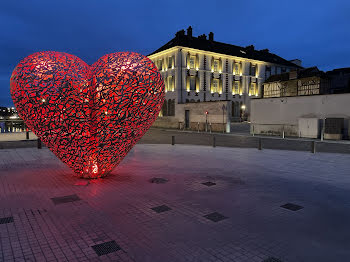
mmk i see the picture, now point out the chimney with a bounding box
[198,34,207,40]
[245,45,255,51]
[209,32,214,41]
[187,26,192,37]
[175,29,185,39]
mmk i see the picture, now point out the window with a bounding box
[213,60,219,72]
[233,63,240,75]
[233,81,240,94]
[168,57,173,69]
[212,79,219,93]
[265,66,271,79]
[250,82,257,96]
[158,59,163,71]
[250,64,256,76]
[189,56,195,69]
[281,67,286,73]
[190,76,196,91]
[167,76,174,92]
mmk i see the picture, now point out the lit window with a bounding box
[233,63,240,75]
[168,57,173,68]
[190,76,196,91]
[189,56,195,69]
[167,76,174,91]
[250,64,256,76]
[213,60,219,72]
[233,81,239,94]
[212,79,219,93]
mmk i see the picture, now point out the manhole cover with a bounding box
[151,205,172,213]
[149,177,168,184]
[280,203,303,211]
[202,181,216,187]
[203,212,228,222]
[262,257,283,262]
[0,216,14,225]
[91,240,121,256]
[51,194,81,205]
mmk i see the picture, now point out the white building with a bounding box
[148,26,301,124]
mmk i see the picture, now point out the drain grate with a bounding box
[149,177,169,184]
[262,257,283,262]
[202,181,216,187]
[0,216,14,225]
[51,194,81,205]
[91,240,121,256]
[280,203,303,211]
[151,205,172,213]
[203,212,228,222]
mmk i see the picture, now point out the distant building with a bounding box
[326,67,350,94]
[262,67,330,98]
[148,26,301,124]
[252,67,350,140]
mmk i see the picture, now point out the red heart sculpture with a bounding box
[10,51,165,178]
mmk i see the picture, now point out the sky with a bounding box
[0,0,349,106]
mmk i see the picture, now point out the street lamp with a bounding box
[241,104,246,122]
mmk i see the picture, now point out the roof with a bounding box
[326,67,350,75]
[148,30,302,68]
[264,67,326,83]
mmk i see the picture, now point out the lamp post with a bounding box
[222,104,227,133]
[205,111,209,132]
[241,104,246,122]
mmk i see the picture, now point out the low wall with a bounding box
[251,93,350,137]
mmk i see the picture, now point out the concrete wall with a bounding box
[250,93,350,137]
[153,100,231,132]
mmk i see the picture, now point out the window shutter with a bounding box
[195,54,199,69]
[211,57,214,71]
[186,75,190,91]
[196,76,199,92]
[172,55,175,68]
[210,77,213,92]
[219,58,223,72]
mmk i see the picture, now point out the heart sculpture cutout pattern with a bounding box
[10,51,165,178]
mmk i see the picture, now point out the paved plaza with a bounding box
[0,144,350,261]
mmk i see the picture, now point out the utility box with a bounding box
[298,118,320,138]
[324,118,344,140]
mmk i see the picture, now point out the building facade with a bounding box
[148,27,301,122]
[262,67,331,98]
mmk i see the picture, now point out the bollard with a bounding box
[171,135,175,146]
[37,138,42,149]
[209,123,212,133]
[213,136,216,148]
[311,141,316,153]
[258,138,262,150]
[197,122,199,133]
[282,130,285,139]
[26,130,29,140]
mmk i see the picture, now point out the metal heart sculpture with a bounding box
[10,51,164,178]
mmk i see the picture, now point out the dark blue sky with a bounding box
[1,0,349,106]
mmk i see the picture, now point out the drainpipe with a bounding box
[179,48,183,104]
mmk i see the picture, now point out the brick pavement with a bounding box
[0,145,350,261]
